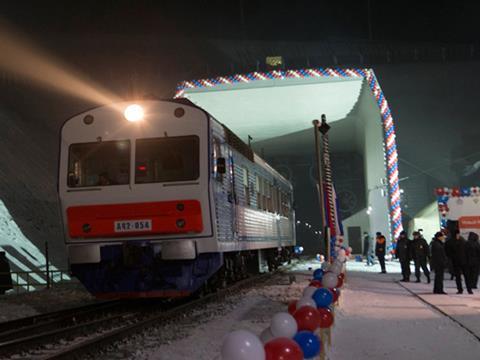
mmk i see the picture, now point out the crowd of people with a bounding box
[363,229,480,294]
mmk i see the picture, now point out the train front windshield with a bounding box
[67,136,199,187]
[135,135,199,184]
[68,140,130,187]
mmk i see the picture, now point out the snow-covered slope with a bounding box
[0,103,66,276]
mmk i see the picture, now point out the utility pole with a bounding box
[313,115,332,261]
[313,119,327,259]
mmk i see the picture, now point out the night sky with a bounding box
[1,1,480,42]
[1,0,479,259]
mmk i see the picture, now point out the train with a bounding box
[58,99,295,298]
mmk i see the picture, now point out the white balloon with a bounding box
[270,312,298,338]
[338,249,346,258]
[259,327,275,344]
[322,272,338,288]
[330,263,342,275]
[303,286,317,298]
[296,296,317,310]
[221,330,266,360]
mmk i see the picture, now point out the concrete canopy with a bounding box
[177,77,363,141]
[176,68,403,241]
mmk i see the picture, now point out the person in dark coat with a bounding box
[449,230,471,294]
[363,232,374,266]
[375,232,387,274]
[0,252,13,295]
[395,231,411,282]
[444,233,455,280]
[465,232,480,291]
[412,231,431,283]
[430,232,448,294]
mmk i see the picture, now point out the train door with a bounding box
[213,137,236,242]
[227,149,237,240]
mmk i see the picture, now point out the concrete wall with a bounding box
[355,82,391,241]
[343,209,370,250]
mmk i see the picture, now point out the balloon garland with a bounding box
[221,253,347,359]
[435,186,480,228]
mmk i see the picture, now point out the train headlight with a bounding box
[124,104,144,122]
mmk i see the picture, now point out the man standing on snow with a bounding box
[465,232,480,291]
[363,232,374,266]
[412,231,431,283]
[375,232,387,274]
[431,232,448,294]
[449,230,471,294]
[395,231,411,282]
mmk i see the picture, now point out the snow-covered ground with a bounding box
[399,276,480,338]
[100,274,307,360]
[329,270,480,359]
[2,258,479,359]
[120,259,480,360]
[289,256,402,274]
[0,282,95,322]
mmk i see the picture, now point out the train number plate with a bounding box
[114,219,152,232]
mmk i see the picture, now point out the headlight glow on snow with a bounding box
[124,104,144,122]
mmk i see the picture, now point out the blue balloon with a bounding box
[293,331,321,358]
[313,268,324,280]
[312,288,333,308]
[438,195,449,204]
[461,187,471,196]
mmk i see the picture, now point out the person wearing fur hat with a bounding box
[431,232,448,294]
[412,231,431,283]
[465,232,480,291]
[396,231,412,282]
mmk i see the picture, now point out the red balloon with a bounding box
[317,307,334,328]
[309,280,323,288]
[329,287,340,302]
[293,306,322,332]
[435,187,445,196]
[338,273,345,280]
[288,300,297,315]
[452,187,460,197]
[336,276,344,288]
[265,337,303,360]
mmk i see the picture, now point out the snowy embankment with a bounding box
[96,272,309,359]
[0,282,95,322]
[0,199,64,290]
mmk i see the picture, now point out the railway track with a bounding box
[0,300,139,358]
[0,272,278,359]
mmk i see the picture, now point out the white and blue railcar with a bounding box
[58,99,295,298]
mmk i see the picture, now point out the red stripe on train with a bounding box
[67,200,203,238]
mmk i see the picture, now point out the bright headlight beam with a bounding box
[0,20,119,105]
[124,104,144,122]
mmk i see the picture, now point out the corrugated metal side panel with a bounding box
[210,118,295,248]
[235,206,294,242]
